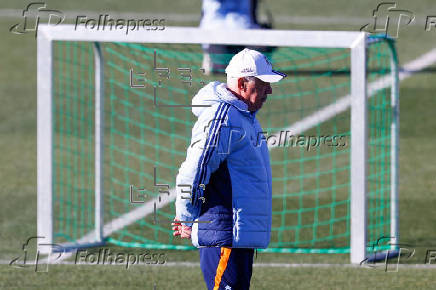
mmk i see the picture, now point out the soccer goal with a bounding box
[37,25,399,264]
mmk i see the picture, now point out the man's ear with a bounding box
[237,77,246,92]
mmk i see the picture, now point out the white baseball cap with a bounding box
[225,48,286,83]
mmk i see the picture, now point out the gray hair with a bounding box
[243,76,257,83]
[226,75,257,87]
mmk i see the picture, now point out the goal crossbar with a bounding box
[38,25,362,48]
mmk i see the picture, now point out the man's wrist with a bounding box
[176,215,193,227]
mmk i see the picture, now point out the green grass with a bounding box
[2,264,436,289]
[1,0,436,288]
[2,0,436,20]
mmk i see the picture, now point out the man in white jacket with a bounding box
[172,48,285,290]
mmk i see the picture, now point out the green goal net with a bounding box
[49,35,397,254]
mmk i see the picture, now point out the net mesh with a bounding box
[51,36,396,253]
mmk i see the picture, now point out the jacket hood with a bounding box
[191,81,251,117]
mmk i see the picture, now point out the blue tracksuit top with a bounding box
[175,81,272,248]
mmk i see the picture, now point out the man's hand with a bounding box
[171,218,192,239]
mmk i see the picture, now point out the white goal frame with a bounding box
[37,25,399,264]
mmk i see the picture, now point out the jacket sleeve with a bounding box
[175,103,235,226]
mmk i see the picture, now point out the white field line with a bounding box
[49,48,436,263]
[2,259,436,269]
[0,9,431,26]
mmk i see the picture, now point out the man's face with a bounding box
[241,77,273,112]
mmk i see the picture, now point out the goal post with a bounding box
[350,33,367,264]
[37,25,399,264]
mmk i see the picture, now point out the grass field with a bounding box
[2,264,436,289]
[1,0,436,289]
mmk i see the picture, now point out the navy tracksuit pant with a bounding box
[199,247,255,290]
